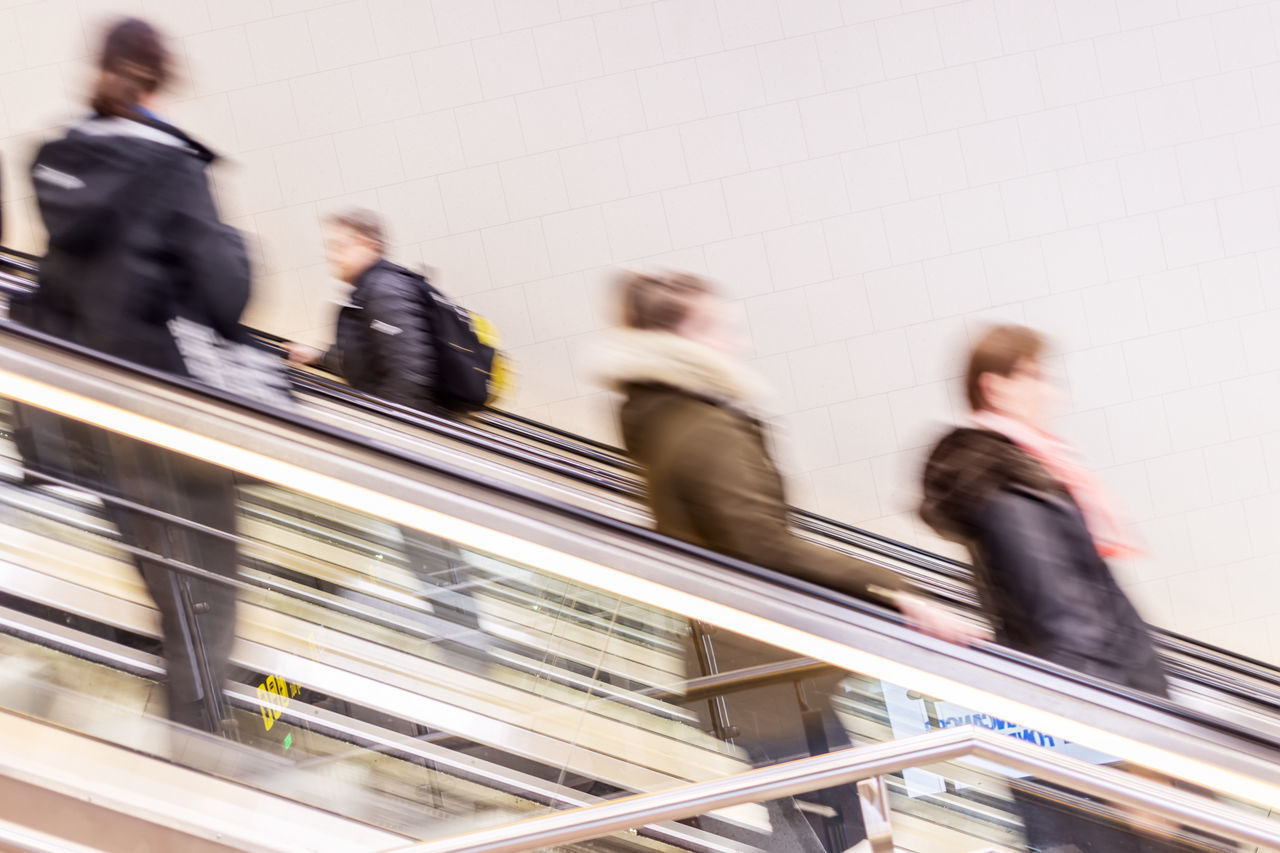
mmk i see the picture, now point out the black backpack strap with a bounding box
[380,261,440,328]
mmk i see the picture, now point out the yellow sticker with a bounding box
[256,674,299,732]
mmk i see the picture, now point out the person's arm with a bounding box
[973,491,1116,670]
[362,272,436,409]
[283,341,340,373]
[167,165,250,337]
[680,418,906,603]
[678,420,982,644]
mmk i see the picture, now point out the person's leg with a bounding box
[104,438,239,734]
[168,462,239,731]
[684,627,852,853]
[797,679,868,849]
[1012,785,1090,852]
[1011,782,1198,853]
[398,526,480,632]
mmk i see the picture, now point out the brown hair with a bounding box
[965,324,1046,411]
[620,272,712,332]
[91,18,170,118]
[326,208,387,250]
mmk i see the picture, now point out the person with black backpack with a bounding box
[18,18,247,735]
[285,207,497,411]
[286,208,438,410]
[286,208,481,632]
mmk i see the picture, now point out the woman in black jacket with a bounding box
[921,325,1196,852]
[20,18,249,735]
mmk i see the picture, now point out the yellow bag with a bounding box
[469,312,512,405]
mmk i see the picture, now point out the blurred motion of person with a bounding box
[602,272,976,638]
[16,18,247,735]
[284,209,436,412]
[920,325,1192,852]
[598,272,980,852]
[283,210,475,634]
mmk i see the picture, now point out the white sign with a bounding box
[881,682,1116,797]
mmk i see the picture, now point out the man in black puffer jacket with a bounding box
[286,208,435,412]
[286,209,477,632]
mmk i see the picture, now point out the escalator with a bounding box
[291,351,1280,738]
[5,243,1279,735]
[0,302,1276,850]
[0,249,1277,851]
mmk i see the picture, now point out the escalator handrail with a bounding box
[468,401,1280,689]
[352,363,1280,694]
[464,404,1280,684]
[206,264,1280,697]
[391,724,1280,853]
[268,325,1280,693]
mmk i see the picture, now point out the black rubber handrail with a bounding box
[4,247,1280,705]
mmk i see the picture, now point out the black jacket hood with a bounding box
[33,116,215,257]
[25,113,249,376]
[920,427,1067,542]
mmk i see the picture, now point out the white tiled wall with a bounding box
[5,0,1280,661]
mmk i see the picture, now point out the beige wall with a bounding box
[4,0,1280,662]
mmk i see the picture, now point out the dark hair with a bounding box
[91,18,170,118]
[620,272,712,332]
[326,208,386,251]
[965,324,1046,411]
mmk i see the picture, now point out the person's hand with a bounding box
[283,342,323,366]
[896,592,992,646]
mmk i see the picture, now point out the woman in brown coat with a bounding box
[599,272,969,633]
[597,272,976,851]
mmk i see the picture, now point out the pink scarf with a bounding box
[971,410,1140,560]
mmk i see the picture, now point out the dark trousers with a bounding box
[1013,783,1206,853]
[104,436,239,733]
[398,526,479,632]
[686,624,865,852]
[16,407,239,734]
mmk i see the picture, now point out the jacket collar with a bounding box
[72,114,216,163]
[355,257,391,284]
[920,427,1069,543]
[595,329,771,412]
[345,257,395,303]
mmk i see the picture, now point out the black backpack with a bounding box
[391,265,501,410]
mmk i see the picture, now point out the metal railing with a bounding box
[389,725,1280,853]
